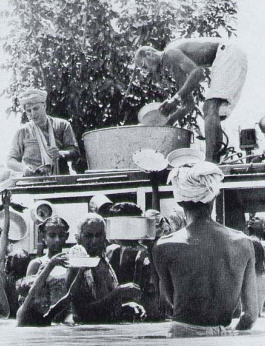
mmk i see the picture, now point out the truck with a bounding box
[4,162,265,254]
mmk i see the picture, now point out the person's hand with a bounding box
[34,165,52,176]
[2,190,11,209]
[47,146,60,159]
[49,253,69,268]
[23,166,35,177]
[121,302,146,321]
[117,282,141,301]
[58,150,69,159]
[159,95,181,116]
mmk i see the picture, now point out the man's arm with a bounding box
[0,192,10,272]
[0,191,11,318]
[67,265,142,322]
[26,259,41,276]
[47,120,80,162]
[166,48,205,99]
[160,49,204,115]
[7,129,35,175]
[61,122,80,161]
[17,253,68,326]
[235,243,258,330]
[166,94,195,125]
[177,67,205,100]
[152,243,174,307]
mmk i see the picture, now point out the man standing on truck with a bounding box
[7,88,79,176]
[135,39,247,163]
[153,161,258,337]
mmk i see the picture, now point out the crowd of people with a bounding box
[0,193,186,327]
[0,159,264,338]
[0,36,263,337]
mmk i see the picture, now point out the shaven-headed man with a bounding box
[152,161,258,337]
[135,39,247,163]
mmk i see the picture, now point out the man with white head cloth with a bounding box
[153,161,258,337]
[7,88,79,176]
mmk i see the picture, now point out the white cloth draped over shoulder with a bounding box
[167,161,224,203]
[29,119,59,174]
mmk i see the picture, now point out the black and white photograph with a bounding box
[0,0,265,345]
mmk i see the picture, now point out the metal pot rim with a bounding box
[82,125,192,139]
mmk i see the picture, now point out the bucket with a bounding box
[82,125,192,170]
[105,216,156,240]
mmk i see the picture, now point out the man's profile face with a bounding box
[139,52,159,74]
[79,222,105,256]
[25,102,47,127]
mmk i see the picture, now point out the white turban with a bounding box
[167,161,224,204]
[19,88,47,106]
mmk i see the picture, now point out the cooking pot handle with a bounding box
[190,131,194,144]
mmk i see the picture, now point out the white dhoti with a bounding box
[206,43,248,118]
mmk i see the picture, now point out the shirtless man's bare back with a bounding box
[154,219,257,329]
[152,161,258,336]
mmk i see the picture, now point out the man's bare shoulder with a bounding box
[217,223,250,241]
[215,223,255,254]
[163,46,189,63]
[156,228,189,246]
[152,229,189,262]
[166,37,222,50]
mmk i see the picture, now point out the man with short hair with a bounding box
[7,88,79,176]
[135,39,247,163]
[66,213,145,323]
[153,161,258,337]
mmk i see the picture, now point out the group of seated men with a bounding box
[0,160,263,338]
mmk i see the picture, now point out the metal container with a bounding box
[0,209,28,242]
[138,102,168,125]
[82,125,192,170]
[68,256,100,268]
[105,216,156,240]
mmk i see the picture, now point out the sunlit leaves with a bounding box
[1,0,237,171]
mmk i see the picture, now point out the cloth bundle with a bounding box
[167,161,224,204]
[29,118,59,174]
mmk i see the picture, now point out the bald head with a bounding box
[77,213,106,235]
[77,213,106,256]
[135,46,162,74]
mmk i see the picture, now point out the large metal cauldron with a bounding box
[82,125,192,170]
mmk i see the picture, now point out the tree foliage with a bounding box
[2,0,237,170]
